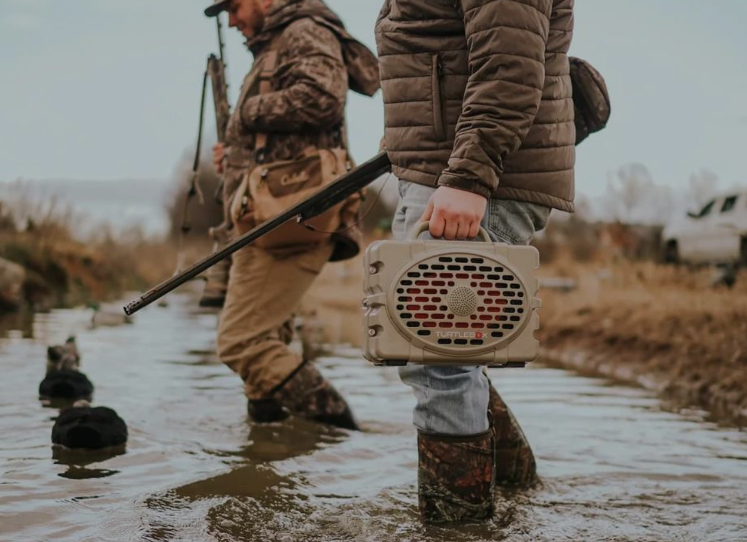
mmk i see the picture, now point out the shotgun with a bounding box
[124,152,392,316]
[180,15,231,238]
[209,16,230,146]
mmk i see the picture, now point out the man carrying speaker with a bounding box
[376,0,576,523]
[204,0,379,428]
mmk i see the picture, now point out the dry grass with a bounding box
[0,187,180,309]
[540,258,747,424]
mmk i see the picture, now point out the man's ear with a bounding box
[261,0,274,11]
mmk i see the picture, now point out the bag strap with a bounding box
[253,49,279,164]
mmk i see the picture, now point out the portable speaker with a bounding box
[363,223,540,367]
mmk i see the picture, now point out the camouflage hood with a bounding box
[249,0,379,97]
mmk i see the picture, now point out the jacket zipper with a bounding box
[432,54,446,141]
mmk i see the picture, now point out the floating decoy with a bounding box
[39,337,94,400]
[45,336,80,372]
[52,400,128,450]
[90,302,133,327]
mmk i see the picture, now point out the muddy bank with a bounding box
[539,261,747,426]
[0,192,190,313]
[0,257,25,310]
[0,230,191,312]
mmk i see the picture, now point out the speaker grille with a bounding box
[393,254,527,352]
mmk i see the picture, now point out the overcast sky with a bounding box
[0,0,746,200]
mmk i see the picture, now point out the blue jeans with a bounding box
[392,181,550,436]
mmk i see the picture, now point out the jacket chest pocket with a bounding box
[431,54,446,142]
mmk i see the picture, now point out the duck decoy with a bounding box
[52,400,128,450]
[45,336,80,372]
[39,337,94,400]
[90,302,133,327]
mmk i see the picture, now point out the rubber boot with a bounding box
[248,360,359,430]
[199,224,231,308]
[488,382,538,487]
[417,430,495,524]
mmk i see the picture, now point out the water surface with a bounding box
[0,293,745,541]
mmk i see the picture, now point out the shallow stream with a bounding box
[0,292,745,541]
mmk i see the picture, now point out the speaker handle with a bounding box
[409,221,492,243]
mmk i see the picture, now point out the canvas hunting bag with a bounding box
[230,49,352,249]
[569,57,611,145]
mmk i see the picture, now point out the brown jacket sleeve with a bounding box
[240,18,348,133]
[438,0,552,199]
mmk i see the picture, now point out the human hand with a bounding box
[212,143,225,174]
[420,186,487,240]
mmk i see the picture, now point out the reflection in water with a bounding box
[0,293,745,542]
[207,418,346,463]
[52,443,127,465]
[58,466,120,480]
[163,419,345,541]
[50,420,128,480]
[53,443,127,481]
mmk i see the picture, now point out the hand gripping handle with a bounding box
[408,221,492,243]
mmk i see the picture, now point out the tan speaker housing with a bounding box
[363,237,540,367]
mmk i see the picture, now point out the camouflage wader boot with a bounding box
[417,430,495,524]
[488,381,538,487]
[199,224,231,308]
[248,360,359,431]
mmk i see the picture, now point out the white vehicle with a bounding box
[662,189,747,266]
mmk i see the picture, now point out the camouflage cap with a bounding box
[205,0,230,17]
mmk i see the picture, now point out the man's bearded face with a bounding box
[227,0,268,40]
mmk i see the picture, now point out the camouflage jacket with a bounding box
[224,0,379,261]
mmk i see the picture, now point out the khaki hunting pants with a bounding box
[217,241,333,400]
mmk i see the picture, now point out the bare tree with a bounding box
[573,194,593,221]
[600,164,676,226]
[603,163,654,222]
[686,169,719,209]
[650,184,675,226]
